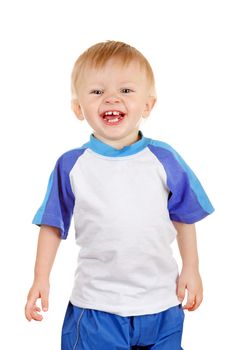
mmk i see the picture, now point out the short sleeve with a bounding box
[32,149,83,238]
[148,142,215,224]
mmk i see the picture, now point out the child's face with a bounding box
[73,59,156,148]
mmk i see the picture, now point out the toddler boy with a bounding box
[25,41,214,349]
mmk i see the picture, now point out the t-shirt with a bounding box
[33,130,214,317]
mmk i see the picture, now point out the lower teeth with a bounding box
[107,118,119,123]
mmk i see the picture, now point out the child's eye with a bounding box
[121,88,134,94]
[90,90,103,95]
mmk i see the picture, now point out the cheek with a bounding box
[128,100,146,114]
[81,101,97,114]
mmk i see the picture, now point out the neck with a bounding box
[93,130,141,150]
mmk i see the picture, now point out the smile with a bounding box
[100,110,126,125]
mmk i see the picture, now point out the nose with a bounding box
[104,94,120,104]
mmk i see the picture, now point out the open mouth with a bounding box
[100,110,126,125]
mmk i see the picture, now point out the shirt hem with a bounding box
[69,296,181,317]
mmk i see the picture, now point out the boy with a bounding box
[25,41,214,349]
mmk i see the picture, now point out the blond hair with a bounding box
[71,41,156,100]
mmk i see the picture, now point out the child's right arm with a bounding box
[25,225,61,321]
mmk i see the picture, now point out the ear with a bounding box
[71,100,85,121]
[142,96,157,118]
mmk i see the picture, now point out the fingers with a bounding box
[182,291,195,310]
[177,281,203,311]
[25,286,49,321]
[25,296,43,322]
[28,304,43,322]
[185,293,203,311]
[182,291,203,311]
[177,280,186,303]
[177,271,203,312]
[41,289,49,312]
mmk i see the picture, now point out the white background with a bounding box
[0,0,232,349]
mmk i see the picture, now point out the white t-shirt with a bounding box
[33,131,214,316]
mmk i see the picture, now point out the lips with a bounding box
[100,110,126,125]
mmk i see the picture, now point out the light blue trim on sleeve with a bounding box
[32,170,54,224]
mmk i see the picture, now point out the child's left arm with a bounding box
[173,221,203,311]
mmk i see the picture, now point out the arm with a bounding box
[25,225,61,321]
[173,221,203,311]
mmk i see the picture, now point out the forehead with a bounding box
[82,59,148,85]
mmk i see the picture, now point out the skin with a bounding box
[72,59,156,149]
[173,221,203,311]
[25,59,203,321]
[25,225,61,321]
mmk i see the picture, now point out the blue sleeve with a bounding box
[148,142,214,224]
[32,149,84,238]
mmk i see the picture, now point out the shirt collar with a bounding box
[83,130,150,157]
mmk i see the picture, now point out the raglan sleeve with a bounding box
[150,142,214,224]
[32,153,75,239]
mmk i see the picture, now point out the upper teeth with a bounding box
[104,111,120,116]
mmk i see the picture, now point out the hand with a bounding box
[177,266,203,311]
[25,280,50,321]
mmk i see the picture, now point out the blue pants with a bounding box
[61,302,184,350]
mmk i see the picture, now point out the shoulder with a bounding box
[55,145,88,173]
[59,146,87,160]
[146,138,191,173]
[147,138,181,159]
